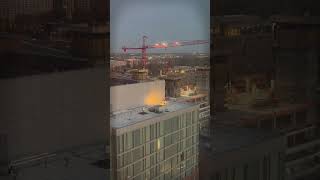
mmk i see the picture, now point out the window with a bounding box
[165,144,178,159]
[128,165,133,177]
[145,143,150,155]
[150,124,156,140]
[192,111,197,124]
[186,112,192,126]
[145,157,151,169]
[133,129,141,147]
[186,127,192,137]
[123,152,132,166]
[156,122,161,137]
[133,160,143,176]
[132,147,143,162]
[175,117,179,131]
[145,126,150,142]
[117,156,123,168]
[127,132,133,150]
[165,119,172,134]
[160,121,165,136]
[181,114,186,128]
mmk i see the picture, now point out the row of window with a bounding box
[116,112,198,154]
[117,135,199,169]
[117,153,198,180]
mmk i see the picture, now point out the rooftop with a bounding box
[202,127,282,155]
[111,101,198,131]
[228,102,308,116]
[215,103,308,127]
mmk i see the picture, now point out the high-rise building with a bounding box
[110,81,200,180]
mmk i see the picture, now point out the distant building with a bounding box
[163,75,183,98]
[129,69,149,81]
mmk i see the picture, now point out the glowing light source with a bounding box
[144,91,163,106]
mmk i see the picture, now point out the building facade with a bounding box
[111,103,200,180]
[110,81,200,180]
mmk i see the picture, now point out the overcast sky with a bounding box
[111,0,210,54]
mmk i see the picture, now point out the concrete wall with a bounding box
[0,67,108,160]
[110,80,165,112]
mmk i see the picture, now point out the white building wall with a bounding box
[110,80,165,112]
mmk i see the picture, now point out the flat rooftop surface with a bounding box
[202,127,281,155]
[228,103,308,115]
[111,101,198,129]
[215,103,308,127]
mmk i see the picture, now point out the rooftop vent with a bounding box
[139,107,148,115]
[149,105,164,113]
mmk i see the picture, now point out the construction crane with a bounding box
[122,36,209,68]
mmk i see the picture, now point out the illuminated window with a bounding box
[157,138,161,150]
